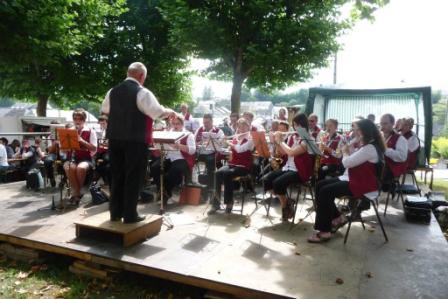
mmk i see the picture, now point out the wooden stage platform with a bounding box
[1,181,448,298]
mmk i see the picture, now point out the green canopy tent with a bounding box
[305,86,432,165]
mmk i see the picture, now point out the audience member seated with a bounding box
[195,113,224,192]
[14,139,38,173]
[63,108,97,205]
[10,139,21,155]
[263,113,315,222]
[308,119,384,243]
[33,137,46,162]
[0,138,14,159]
[151,114,196,205]
[0,139,11,171]
[380,113,408,191]
[318,118,344,180]
[209,118,254,214]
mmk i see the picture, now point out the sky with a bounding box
[191,0,448,99]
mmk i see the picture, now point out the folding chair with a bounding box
[344,191,388,244]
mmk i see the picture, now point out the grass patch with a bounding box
[0,254,202,299]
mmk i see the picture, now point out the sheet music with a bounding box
[153,131,186,144]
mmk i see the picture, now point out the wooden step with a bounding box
[74,212,162,247]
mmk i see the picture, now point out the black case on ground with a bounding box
[404,196,432,224]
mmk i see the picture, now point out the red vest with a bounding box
[74,129,92,162]
[403,131,420,170]
[385,132,407,177]
[145,116,154,145]
[184,112,191,121]
[348,160,378,198]
[179,134,195,171]
[287,135,314,183]
[320,133,342,166]
[310,126,321,140]
[229,138,252,170]
[195,126,220,143]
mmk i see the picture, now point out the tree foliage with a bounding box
[161,0,388,113]
[0,0,191,116]
[0,0,126,116]
[62,0,192,110]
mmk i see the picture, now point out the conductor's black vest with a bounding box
[106,79,146,143]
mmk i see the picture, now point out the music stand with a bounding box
[251,131,270,159]
[153,131,186,228]
[199,132,223,213]
[56,128,80,209]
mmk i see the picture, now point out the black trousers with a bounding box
[314,178,352,232]
[215,165,248,205]
[317,163,345,181]
[263,170,299,195]
[44,153,57,180]
[109,139,148,221]
[197,153,217,189]
[151,158,190,199]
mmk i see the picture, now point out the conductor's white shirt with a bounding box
[101,77,167,119]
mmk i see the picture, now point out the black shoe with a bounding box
[110,216,122,222]
[225,204,233,214]
[123,215,146,224]
[208,198,221,215]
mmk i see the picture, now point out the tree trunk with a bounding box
[36,95,48,117]
[231,72,244,114]
[230,48,246,114]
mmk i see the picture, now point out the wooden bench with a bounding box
[74,212,163,247]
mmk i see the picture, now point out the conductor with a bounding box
[101,62,175,223]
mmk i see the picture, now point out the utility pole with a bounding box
[333,52,337,85]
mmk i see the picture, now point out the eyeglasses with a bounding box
[73,117,84,121]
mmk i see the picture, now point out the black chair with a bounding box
[344,191,388,244]
[231,174,255,215]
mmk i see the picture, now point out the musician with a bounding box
[209,118,254,214]
[101,62,176,223]
[276,107,288,121]
[229,112,239,135]
[63,108,97,205]
[152,114,196,204]
[180,103,198,132]
[345,116,364,147]
[264,120,289,173]
[367,114,376,123]
[94,115,110,185]
[195,113,224,191]
[318,119,344,180]
[401,117,420,170]
[242,111,259,132]
[308,113,321,140]
[308,119,385,243]
[380,113,408,190]
[263,113,314,222]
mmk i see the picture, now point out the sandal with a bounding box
[331,215,348,233]
[307,232,331,243]
[69,196,81,206]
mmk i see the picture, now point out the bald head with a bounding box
[127,62,147,85]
